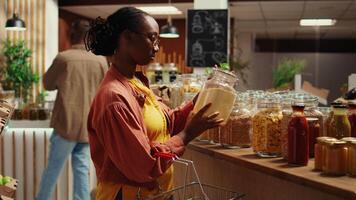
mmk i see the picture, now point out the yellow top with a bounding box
[95,77,173,200]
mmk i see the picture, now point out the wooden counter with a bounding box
[174,141,356,200]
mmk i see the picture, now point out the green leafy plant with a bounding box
[2,39,39,102]
[218,63,230,71]
[36,91,48,107]
[272,58,306,89]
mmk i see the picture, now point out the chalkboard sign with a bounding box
[186,9,229,67]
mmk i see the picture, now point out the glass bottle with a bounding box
[169,75,184,108]
[325,101,343,136]
[193,68,238,125]
[168,63,178,83]
[182,74,201,102]
[146,63,156,84]
[281,98,293,160]
[323,140,348,176]
[252,96,283,158]
[220,96,252,148]
[288,104,309,166]
[348,102,356,137]
[318,106,331,137]
[300,96,325,136]
[328,105,351,139]
[153,63,163,84]
[307,117,320,158]
[162,64,170,84]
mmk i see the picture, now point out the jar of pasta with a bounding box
[221,95,252,148]
[252,96,283,158]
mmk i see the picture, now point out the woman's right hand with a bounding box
[179,103,224,145]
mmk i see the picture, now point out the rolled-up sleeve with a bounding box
[98,102,185,183]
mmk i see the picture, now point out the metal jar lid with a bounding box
[316,137,337,144]
[325,140,347,147]
[341,137,356,144]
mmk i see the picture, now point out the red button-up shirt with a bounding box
[87,66,193,187]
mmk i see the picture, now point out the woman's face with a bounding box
[127,15,160,66]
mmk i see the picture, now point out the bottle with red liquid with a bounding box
[306,117,320,158]
[288,104,309,166]
[348,102,356,137]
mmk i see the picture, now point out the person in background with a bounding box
[85,7,223,200]
[37,19,108,200]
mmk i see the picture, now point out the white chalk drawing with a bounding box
[211,22,223,35]
[192,41,203,56]
[190,38,227,66]
[211,51,227,63]
[188,10,228,67]
[192,13,204,34]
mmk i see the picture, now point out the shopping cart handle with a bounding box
[154,152,177,159]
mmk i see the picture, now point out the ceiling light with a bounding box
[5,13,26,31]
[299,19,336,27]
[159,16,179,38]
[137,6,182,15]
[160,24,179,38]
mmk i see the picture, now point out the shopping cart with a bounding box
[138,152,245,200]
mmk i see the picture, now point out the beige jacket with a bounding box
[43,44,108,142]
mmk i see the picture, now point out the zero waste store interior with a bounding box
[0,0,356,200]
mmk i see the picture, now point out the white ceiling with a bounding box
[60,0,356,39]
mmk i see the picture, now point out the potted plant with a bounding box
[272,58,306,90]
[1,39,39,103]
[36,91,48,120]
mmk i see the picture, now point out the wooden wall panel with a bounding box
[0,0,47,102]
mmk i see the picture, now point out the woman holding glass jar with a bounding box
[85,7,223,200]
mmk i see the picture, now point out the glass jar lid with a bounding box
[331,101,343,106]
[316,137,335,143]
[340,137,356,144]
[351,140,356,147]
[306,117,319,122]
[325,140,346,147]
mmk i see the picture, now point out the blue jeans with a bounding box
[36,132,90,200]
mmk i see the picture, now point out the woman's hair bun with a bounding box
[85,17,117,56]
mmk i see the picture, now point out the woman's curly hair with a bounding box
[85,7,149,56]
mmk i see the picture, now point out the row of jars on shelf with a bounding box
[167,68,356,174]
[315,137,356,176]
[196,92,356,170]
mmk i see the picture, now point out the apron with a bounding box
[95,77,174,200]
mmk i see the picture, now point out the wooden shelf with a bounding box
[188,141,356,199]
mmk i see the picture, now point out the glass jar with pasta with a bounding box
[252,95,283,158]
[221,95,252,148]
